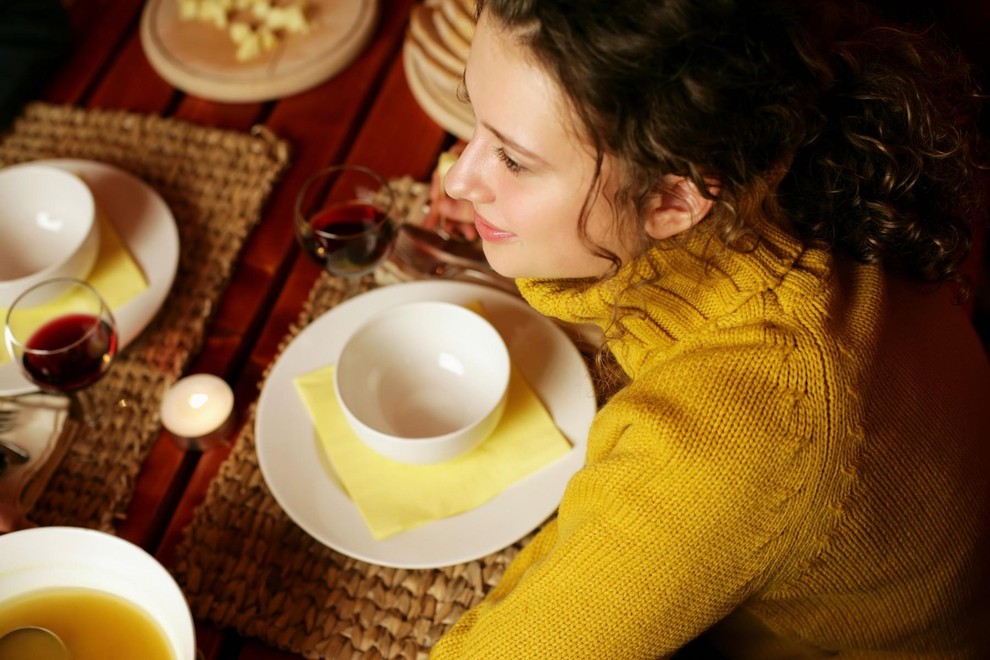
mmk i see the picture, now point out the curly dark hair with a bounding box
[475,0,987,289]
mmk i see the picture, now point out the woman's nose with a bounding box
[443,140,492,205]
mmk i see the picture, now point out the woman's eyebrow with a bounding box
[461,67,551,167]
[484,123,550,166]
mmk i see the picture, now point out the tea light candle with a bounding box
[160,374,234,450]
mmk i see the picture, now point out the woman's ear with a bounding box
[643,175,714,240]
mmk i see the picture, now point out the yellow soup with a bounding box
[0,587,175,660]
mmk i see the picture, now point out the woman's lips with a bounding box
[474,213,516,243]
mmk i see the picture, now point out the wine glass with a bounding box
[4,277,119,426]
[294,164,397,298]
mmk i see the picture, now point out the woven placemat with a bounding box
[0,101,291,530]
[172,255,543,658]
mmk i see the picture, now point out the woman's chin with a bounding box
[482,243,617,281]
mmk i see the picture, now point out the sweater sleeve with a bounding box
[430,346,829,659]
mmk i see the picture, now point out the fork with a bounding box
[391,226,519,295]
[0,408,30,464]
[0,408,17,434]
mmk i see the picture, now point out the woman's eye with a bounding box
[495,147,523,174]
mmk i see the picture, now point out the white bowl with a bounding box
[0,163,99,308]
[0,526,196,659]
[334,300,511,465]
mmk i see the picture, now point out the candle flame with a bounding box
[188,393,210,409]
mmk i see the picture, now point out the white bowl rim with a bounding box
[0,162,96,286]
[334,300,511,445]
[0,525,196,659]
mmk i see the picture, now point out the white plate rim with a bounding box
[402,39,475,141]
[0,159,180,396]
[255,280,596,569]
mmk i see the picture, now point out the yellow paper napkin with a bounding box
[295,363,573,540]
[0,201,149,365]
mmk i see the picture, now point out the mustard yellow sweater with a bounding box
[430,220,990,659]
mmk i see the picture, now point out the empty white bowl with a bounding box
[334,300,511,465]
[0,526,197,659]
[0,163,99,308]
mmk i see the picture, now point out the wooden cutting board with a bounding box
[140,0,379,102]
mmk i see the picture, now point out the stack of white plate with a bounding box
[403,0,476,141]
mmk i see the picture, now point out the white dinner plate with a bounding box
[0,159,180,396]
[256,280,597,568]
[140,0,379,103]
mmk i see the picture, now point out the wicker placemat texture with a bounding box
[0,101,291,530]
[172,267,540,660]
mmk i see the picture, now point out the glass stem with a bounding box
[340,274,363,300]
[69,388,129,428]
[70,389,101,428]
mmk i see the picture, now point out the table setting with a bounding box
[0,101,291,533]
[170,273,597,659]
[256,280,595,564]
[0,100,601,660]
[0,2,604,658]
[159,152,599,656]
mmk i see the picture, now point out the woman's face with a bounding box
[443,12,639,280]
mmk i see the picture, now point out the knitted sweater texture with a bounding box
[429,221,990,659]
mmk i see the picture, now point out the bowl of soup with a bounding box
[0,526,196,660]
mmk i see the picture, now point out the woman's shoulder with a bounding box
[596,287,871,469]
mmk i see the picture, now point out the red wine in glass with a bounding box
[5,278,121,426]
[301,202,396,278]
[22,312,118,392]
[294,164,397,298]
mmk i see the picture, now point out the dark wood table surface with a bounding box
[31,1,456,657]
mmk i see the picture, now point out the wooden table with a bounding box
[35,1,456,657]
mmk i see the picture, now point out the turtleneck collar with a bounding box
[517,219,811,376]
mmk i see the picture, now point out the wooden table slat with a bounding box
[87,28,177,112]
[43,0,148,105]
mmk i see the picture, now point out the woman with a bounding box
[428,0,990,657]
